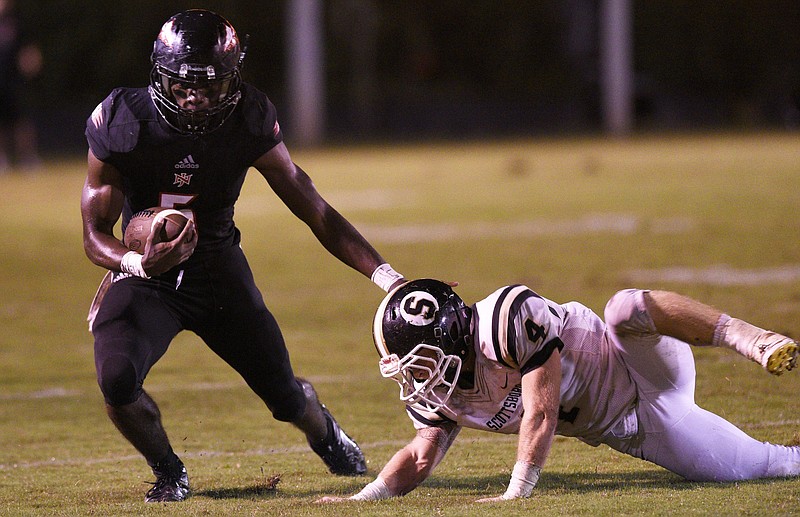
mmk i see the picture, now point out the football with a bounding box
[123,207,189,253]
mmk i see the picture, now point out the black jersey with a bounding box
[85,83,283,254]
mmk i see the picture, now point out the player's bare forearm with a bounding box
[313,206,387,278]
[517,409,557,467]
[279,168,386,277]
[316,446,425,503]
[381,425,459,496]
[255,149,388,278]
[517,352,561,467]
[377,441,433,495]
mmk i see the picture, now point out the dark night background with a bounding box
[12,1,800,155]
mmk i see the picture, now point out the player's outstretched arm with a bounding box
[253,143,402,286]
[316,423,459,503]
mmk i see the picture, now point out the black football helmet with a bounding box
[373,279,473,411]
[149,9,246,134]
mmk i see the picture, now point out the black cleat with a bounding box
[145,458,190,503]
[309,405,367,476]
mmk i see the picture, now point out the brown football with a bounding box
[123,207,189,253]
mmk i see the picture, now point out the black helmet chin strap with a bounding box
[438,297,472,359]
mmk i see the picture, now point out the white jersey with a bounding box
[408,287,800,481]
[409,285,637,446]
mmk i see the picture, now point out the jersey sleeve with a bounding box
[263,97,283,144]
[85,88,144,163]
[85,93,114,161]
[484,285,566,375]
[405,405,459,431]
[240,83,283,156]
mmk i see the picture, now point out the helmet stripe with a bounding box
[491,285,534,368]
[373,288,395,357]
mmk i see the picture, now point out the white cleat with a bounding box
[758,335,800,375]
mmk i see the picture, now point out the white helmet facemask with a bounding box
[379,343,462,412]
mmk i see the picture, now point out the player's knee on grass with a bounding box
[604,288,658,339]
[97,353,142,406]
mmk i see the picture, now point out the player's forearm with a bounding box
[514,351,561,476]
[313,206,390,279]
[380,446,433,496]
[350,445,433,500]
[516,410,557,467]
[83,228,130,272]
[508,354,560,500]
[502,412,555,499]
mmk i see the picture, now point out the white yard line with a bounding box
[627,265,800,286]
[0,437,516,471]
[359,214,692,244]
[0,375,377,401]
[2,421,793,471]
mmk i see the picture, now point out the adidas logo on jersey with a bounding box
[175,155,200,169]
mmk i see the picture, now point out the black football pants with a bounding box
[91,244,306,422]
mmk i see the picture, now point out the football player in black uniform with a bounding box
[80,9,405,503]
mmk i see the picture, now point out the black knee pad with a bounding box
[97,353,141,406]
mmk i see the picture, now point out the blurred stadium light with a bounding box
[600,0,634,135]
[286,0,325,146]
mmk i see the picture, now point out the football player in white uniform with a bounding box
[318,279,800,503]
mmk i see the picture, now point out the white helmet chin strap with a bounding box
[379,344,462,412]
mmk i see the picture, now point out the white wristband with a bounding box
[371,263,404,292]
[120,251,150,279]
[502,461,541,499]
[349,477,392,501]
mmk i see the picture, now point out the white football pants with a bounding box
[601,288,800,481]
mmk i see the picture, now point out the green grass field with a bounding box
[1,133,800,515]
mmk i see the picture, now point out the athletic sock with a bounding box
[712,314,769,362]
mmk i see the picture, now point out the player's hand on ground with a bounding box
[142,219,197,276]
[476,494,509,503]
[315,495,352,503]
